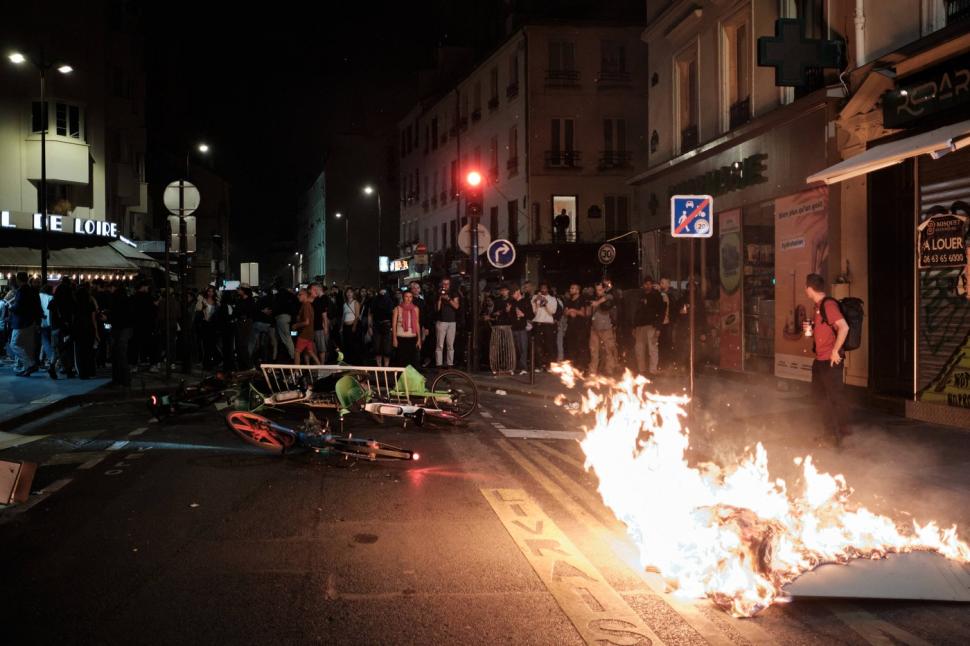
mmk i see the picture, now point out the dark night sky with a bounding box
[143,1,507,270]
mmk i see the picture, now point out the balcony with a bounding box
[544,150,582,169]
[680,125,698,152]
[24,137,89,184]
[729,97,751,130]
[545,69,580,86]
[471,108,482,122]
[488,96,499,111]
[597,70,631,87]
[597,150,632,170]
[506,82,519,98]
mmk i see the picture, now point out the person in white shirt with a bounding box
[530,283,558,371]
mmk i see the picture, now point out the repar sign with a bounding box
[1,210,119,238]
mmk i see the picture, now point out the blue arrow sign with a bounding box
[487,239,516,268]
[671,195,714,238]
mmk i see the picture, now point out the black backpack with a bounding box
[820,296,864,351]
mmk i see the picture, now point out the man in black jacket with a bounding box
[108,281,134,387]
[633,276,665,375]
[10,271,43,376]
[50,277,77,378]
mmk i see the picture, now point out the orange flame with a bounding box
[553,364,970,617]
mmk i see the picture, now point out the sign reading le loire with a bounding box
[2,210,120,239]
[918,213,968,269]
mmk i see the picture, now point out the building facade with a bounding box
[633,0,970,425]
[397,23,648,286]
[297,171,327,283]
[0,1,148,238]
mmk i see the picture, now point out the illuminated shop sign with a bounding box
[668,154,768,198]
[1,210,119,239]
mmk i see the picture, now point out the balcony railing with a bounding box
[597,150,632,170]
[597,70,631,86]
[544,150,582,168]
[488,96,499,110]
[680,125,698,152]
[729,97,751,130]
[551,230,579,243]
[545,69,580,85]
[506,82,519,98]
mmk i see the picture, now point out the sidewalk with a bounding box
[0,362,186,432]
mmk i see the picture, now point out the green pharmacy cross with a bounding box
[758,18,843,87]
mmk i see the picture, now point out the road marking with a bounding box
[43,452,99,467]
[0,431,48,450]
[78,453,109,470]
[497,429,585,441]
[128,427,148,437]
[107,440,129,451]
[498,439,768,646]
[481,487,667,646]
[491,422,507,429]
[530,441,587,471]
[830,604,935,646]
[480,411,493,418]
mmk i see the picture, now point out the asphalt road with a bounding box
[1,385,970,645]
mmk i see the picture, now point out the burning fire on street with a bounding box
[552,364,970,617]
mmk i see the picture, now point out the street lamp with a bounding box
[186,142,210,177]
[335,211,349,282]
[8,49,73,285]
[362,185,382,285]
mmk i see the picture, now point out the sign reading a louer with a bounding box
[918,213,968,269]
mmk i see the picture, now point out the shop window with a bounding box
[674,43,699,154]
[946,0,970,25]
[721,5,751,132]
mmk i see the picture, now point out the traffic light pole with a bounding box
[470,213,480,373]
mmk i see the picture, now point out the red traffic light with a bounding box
[465,170,483,187]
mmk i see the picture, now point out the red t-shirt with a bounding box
[813,299,844,361]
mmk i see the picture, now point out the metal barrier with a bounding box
[258,364,416,405]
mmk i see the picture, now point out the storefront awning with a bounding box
[0,245,139,270]
[807,119,970,185]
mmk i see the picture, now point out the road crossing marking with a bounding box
[482,487,667,646]
[128,427,148,437]
[107,440,129,451]
[78,453,110,470]
[530,441,586,471]
[497,429,584,441]
[497,438,773,646]
[0,431,48,450]
[479,411,493,418]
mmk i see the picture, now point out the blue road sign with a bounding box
[487,239,516,268]
[670,195,714,238]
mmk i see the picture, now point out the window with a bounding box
[547,119,579,168]
[433,226,439,250]
[507,126,519,174]
[400,129,407,156]
[472,82,482,120]
[56,103,67,136]
[424,124,430,153]
[431,117,439,150]
[548,41,577,76]
[34,101,83,140]
[507,54,520,97]
[69,105,81,139]
[473,146,481,170]
[489,67,499,109]
[507,200,519,244]
[449,221,456,248]
[675,43,699,153]
[460,94,469,127]
[31,101,48,134]
[722,6,752,131]
[600,118,629,168]
[489,136,499,177]
[490,206,499,239]
[425,228,430,247]
[450,160,458,196]
[600,40,627,77]
[605,196,630,236]
[552,196,577,242]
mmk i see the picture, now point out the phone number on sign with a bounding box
[922,253,966,265]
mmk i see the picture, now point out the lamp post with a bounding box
[174,142,209,374]
[335,211,349,282]
[8,50,73,285]
[362,185,382,285]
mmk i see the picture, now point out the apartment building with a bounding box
[632,0,970,425]
[297,171,327,282]
[396,23,647,286]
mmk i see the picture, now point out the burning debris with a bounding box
[552,364,970,617]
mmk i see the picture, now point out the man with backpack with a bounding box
[804,273,855,447]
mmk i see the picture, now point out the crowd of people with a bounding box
[1,270,704,384]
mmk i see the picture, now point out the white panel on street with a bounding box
[497,429,584,441]
[785,551,970,602]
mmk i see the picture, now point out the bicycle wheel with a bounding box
[226,412,297,454]
[327,436,418,462]
[429,369,479,418]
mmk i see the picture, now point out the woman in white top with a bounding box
[341,288,361,363]
[391,290,421,367]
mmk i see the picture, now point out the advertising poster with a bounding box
[719,209,743,371]
[774,187,829,382]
